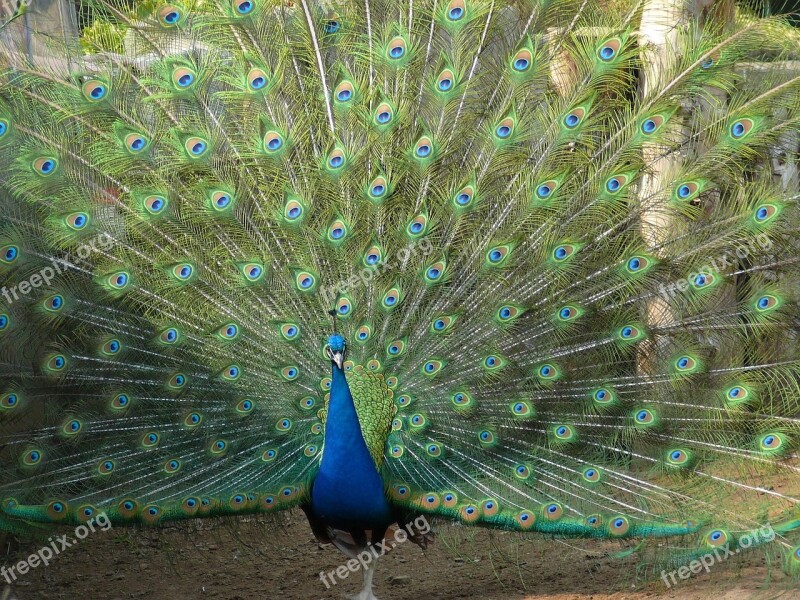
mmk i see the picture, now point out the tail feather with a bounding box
[0,0,799,576]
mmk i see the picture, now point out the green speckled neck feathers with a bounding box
[324,365,396,470]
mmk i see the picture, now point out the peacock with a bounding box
[1,0,799,598]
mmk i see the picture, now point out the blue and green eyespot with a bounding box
[234,0,255,16]
[386,36,408,61]
[248,68,269,91]
[158,5,184,27]
[0,245,18,265]
[172,67,196,89]
[33,156,59,175]
[510,48,533,73]
[82,79,109,102]
[436,69,457,94]
[597,37,621,62]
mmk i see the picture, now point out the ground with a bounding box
[1,511,797,600]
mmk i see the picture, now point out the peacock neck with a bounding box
[321,365,367,471]
[310,363,393,529]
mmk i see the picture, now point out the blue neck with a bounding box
[311,364,392,529]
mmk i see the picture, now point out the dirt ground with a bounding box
[1,511,797,600]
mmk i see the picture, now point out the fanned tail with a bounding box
[0,0,798,579]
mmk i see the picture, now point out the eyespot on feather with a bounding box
[730,118,754,139]
[184,136,209,158]
[82,79,109,102]
[386,36,408,61]
[144,195,168,215]
[563,107,585,129]
[334,81,355,103]
[597,37,621,62]
[247,68,269,92]
[436,69,457,93]
[294,270,316,292]
[413,136,434,160]
[124,134,149,154]
[158,5,183,27]
[0,244,20,265]
[446,0,467,21]
[609,516,630,536]
[327,148,346,170]
[233,0,255,16]
[510,49,533,72]
[374,102,394,126]
[172,67,196,89]
[33,157,59,175]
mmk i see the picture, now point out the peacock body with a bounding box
[1,0,799,598]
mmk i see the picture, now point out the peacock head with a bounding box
[326,334,346,370]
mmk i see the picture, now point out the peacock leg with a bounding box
[345,527,387,600]
[349,556,380,600]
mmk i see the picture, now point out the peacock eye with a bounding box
[185,137,208,157]
[158,5,183,26]
[328,149,345,168]
[335,83,353,103]
[407,214,428,236]
[552,244,576,261]
[564,108,584,129]
[368,175,389,200]
[435,66,458,95]
[605,173,633,194]
[211,191,233,210]
[597,38,621,62]
[144,195,167,215]
[82,80,108,101]
[414,139,432,158]
[235,0,254,14]
[511,49,532,72]
[264,131,284,153]
[730,119,753,139]
[387,36,407,60]
[173,67,196,89]
[755,204,777,223]
[33,157,58,175]
[374,101,396,127]
[452,185,475,209]
[495,117,514,139]
[446,0,466,20]
[0,244,16,263]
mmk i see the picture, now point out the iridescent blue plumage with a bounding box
[310,354,392,530]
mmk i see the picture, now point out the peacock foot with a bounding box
[347,590,380,600]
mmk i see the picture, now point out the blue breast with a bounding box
[311,365,393,529]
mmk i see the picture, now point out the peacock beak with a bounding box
[326,345,345,370]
